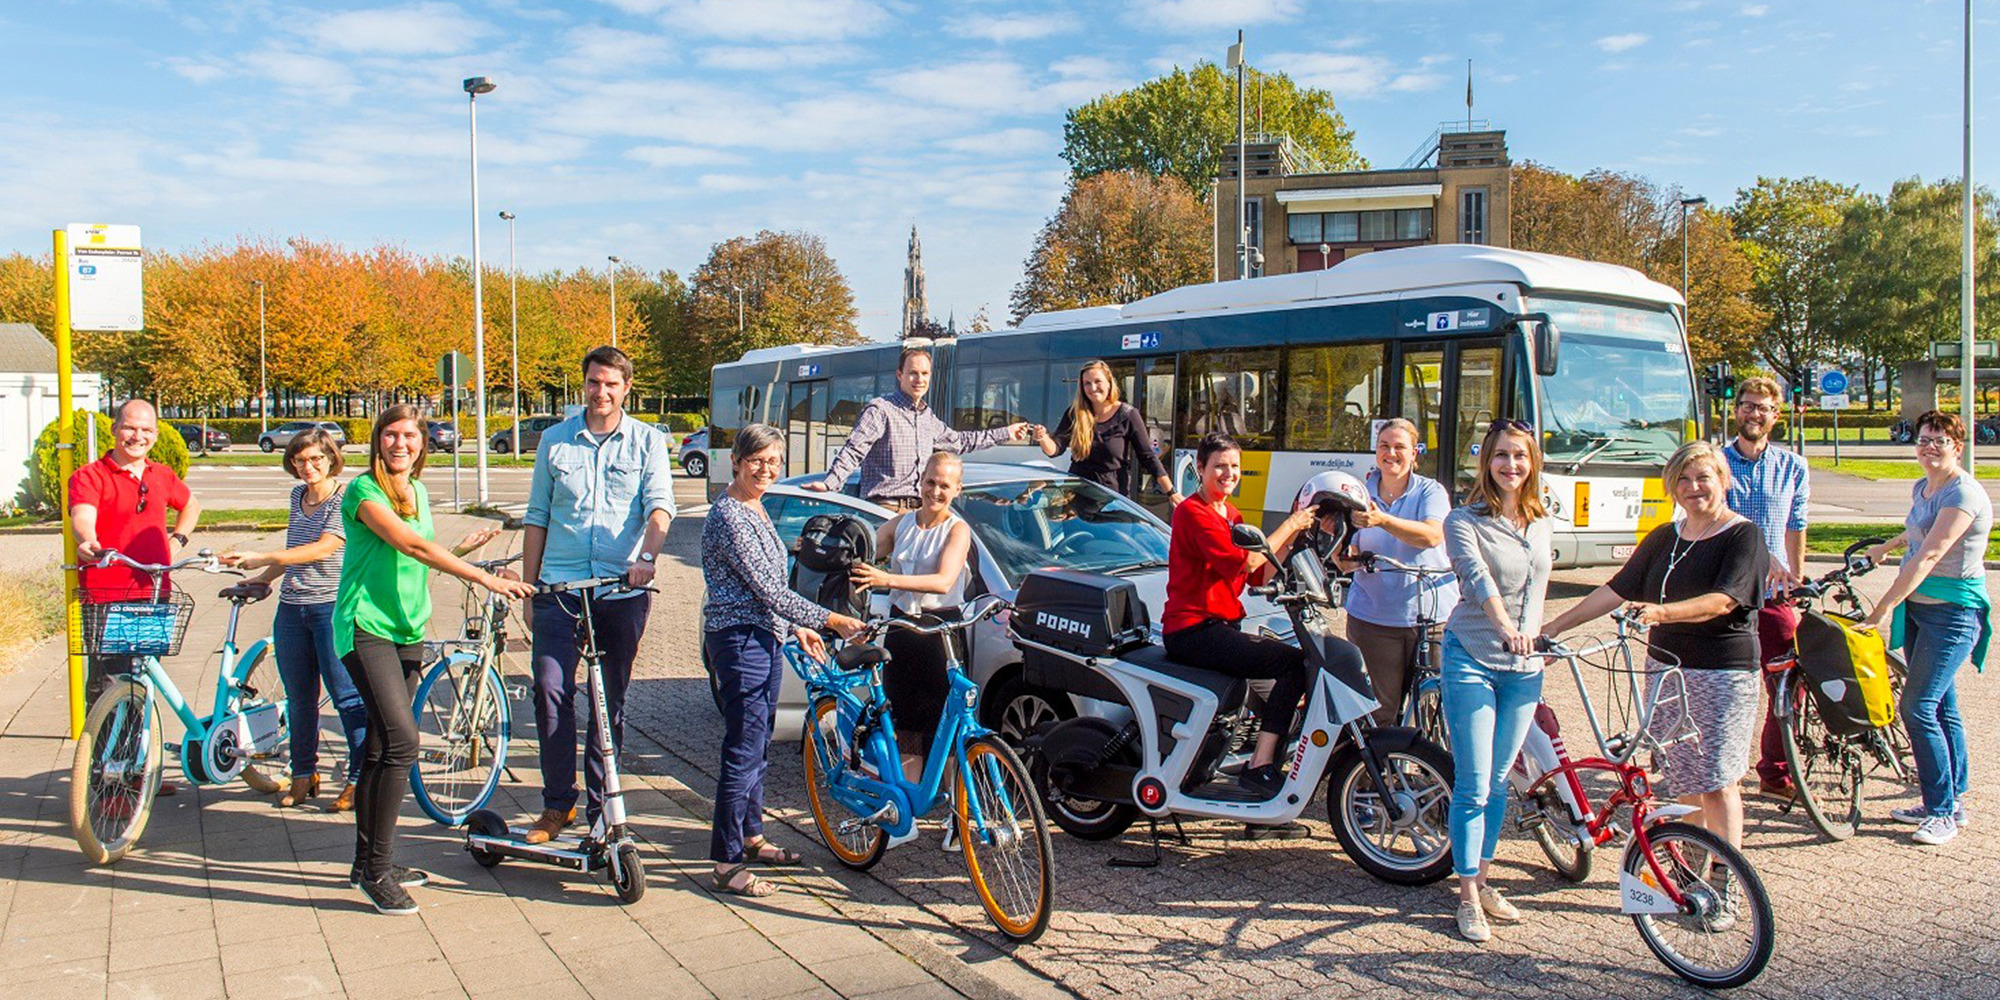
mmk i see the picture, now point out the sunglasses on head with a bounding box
[135,481,149,513]
[1491,419,1533,433]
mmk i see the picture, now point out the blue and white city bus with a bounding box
[708,244,1698,567]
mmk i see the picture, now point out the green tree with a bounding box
[1011,169,1213,323]
[1731,176,1864,387]
[1061,63,1365,193]
[1834,178,2000,377]
[688,232,861,364]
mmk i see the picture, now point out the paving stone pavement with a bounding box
[622,515,2000,1000]
[0,519,1016,1000]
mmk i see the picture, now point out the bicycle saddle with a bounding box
[219,582,271,604]
[835,643,890,670]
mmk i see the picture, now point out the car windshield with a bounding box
[1528,297,1698,471]
[953,478,1168,589]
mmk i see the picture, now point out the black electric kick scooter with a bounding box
[464,574,650,903]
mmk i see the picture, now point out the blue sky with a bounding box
[0,0,1992,340]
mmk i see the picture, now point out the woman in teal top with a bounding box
[337,404,533,915]
[1861,410,1993,847]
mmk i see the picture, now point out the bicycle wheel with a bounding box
[1524,786,1593,883]
[802,698,887,871]
[1881,650,1915,776]
[70,680,164,865]
[1624,821,1774,989]
[954,735,1054,942]
[1781,675,1862,840]
[410,654,511,826]
[230,645,288,795]
[1408,674,1449,750]
[1324,739,1455,885]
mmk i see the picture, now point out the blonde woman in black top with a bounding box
[1034,360,1184,504]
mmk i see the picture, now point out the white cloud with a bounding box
[1130,0,1302,33]
[627,145,747,167]
[662,0,889,42]
[1265,52,1446,99]
[697,173,770,192]
[939,128,1054,158]
[307,2,490,56]
[697,43,862,70]
[165,58,227,84]
[949,12,1079,43]
[239,48,363,103]
[1679,125,1724,137]
[554,25,676,75]
[1740,4,1769,16]
[1595,33,1649,54]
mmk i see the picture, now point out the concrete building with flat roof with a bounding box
[1211,125,1511,279]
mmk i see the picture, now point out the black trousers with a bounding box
[342,629,424,881]
[1163,619,1310,737]
[881,608,964,754]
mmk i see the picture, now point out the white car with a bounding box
[714,463,1285,741]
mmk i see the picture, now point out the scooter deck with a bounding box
[467,827,609,871]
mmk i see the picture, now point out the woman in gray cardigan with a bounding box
[1439,421,1553,944]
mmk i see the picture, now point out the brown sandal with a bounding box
[324,783,356,813]
[278,774,320,808]
[746,839,801,866]
[712,863,778,897]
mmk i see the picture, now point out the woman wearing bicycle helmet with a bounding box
[851,451,974,785]
[335,405,535,915]
[1438,420,1553,942]
[1033,360,1183,504]
[1163,433,1322,798]
[1857,410,1992,846]
[1295,419,1458,725]
[1544,441,1766,853]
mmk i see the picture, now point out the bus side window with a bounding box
[1286,343,1386,452]
[1179,348,1280,450]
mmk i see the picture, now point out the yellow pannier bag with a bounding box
[1794,610,1897,735]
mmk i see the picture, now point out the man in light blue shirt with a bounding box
[520,346,675,843]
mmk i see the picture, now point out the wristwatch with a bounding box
[639,551,657,564]
[170,531,190,546]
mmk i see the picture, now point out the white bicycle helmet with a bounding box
[1292,470,1370,553]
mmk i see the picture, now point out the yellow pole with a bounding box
[55,227,84,739]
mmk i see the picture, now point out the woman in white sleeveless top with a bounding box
[851,451,973,776]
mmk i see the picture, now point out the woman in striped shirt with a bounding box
[222,429,370,811]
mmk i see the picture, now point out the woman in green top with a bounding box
[337,404,533,915]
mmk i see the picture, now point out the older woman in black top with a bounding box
[1543,441,1766,850]
[1034,360,1184,504]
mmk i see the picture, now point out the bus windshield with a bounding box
[1530,297,1697,472]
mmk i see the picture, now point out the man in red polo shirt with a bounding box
[70,399,203,708]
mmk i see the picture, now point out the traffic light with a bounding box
[1720,362,1736,400]
[1701,362,1736,400]
[1789,381,1808,405]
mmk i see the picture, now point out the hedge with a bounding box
[172,410,708,450]
[25,412,191,511]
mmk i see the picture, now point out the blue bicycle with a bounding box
[787,594,1054,943]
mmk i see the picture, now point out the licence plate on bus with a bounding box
[1612,545,1635,559]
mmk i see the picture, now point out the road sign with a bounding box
[1821,392,1849,410]
[1931,340,1998,362]
[65,223,142,331]
[438,351,474,387]
[1818,370,1849,395]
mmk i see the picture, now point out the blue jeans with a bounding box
[273,600,366,781]
[706,625,784,864]
[1441,633,1543,879]
[1902,600,1978,817]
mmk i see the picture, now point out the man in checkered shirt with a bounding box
[1721,375,1811,801]
[809,348,1029,508]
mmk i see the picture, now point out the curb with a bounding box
[0,521,287,536]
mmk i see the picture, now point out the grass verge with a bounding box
[1807,457,2000,481]
[188,451,538,468]
[0,564,64,674]
[1809,522,1999,563]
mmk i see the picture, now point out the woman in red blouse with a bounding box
[1164,433,1321,797]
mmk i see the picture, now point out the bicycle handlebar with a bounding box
[1535,608,1650,660]
[863,594,1009,639]
[538,574,656,596]
[67,549,243,578]
[471,553,524,572]
[1354,550,1451,578]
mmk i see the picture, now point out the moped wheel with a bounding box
[71,680,164,865]
[1324,740,1454,886]
[410,655,511,826]
[1781,674,1861,840]
[956,735,1055,943]
[611,841,647,904]
[1026,717,1138,841]
[1625,821,1774,989]
[802,698,886,871]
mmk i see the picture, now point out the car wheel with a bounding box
[683,453,707,478]
[982,676,1075,746]
[260,438,275,453]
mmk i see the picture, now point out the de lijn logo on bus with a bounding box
[1419,308,1493,333]
[1120,331,1162,351]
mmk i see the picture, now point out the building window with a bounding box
[1288,209,1432,245]
[1460,188,1488,245]
[1287,212,1322,245]
[1245,199,1264,277]
[1396,208,1431,241]
[1326,212,1359,243]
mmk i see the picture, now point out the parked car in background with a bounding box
[427,421,459,454]
[715,463,1285,742]
[678,427,709,478]
[170,423,231,454]
[257,420,348,453]
[490,415,561,454]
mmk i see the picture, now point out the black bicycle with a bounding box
[1346,551,1451,749]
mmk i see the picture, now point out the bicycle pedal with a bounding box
[505,685,528,700]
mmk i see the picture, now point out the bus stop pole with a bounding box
[54,227,85,739]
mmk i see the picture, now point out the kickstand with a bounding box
[1107,816,1190,869]
[503,764,521,784]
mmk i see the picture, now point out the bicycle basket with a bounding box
[78,588,195,657]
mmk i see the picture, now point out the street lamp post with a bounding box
[465,75,496,506]
[1679,195,1710,435]
[251,279,267,434]
[607,255,622,348]
[500,210,519,460]
[729,283,745,334]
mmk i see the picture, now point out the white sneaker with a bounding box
[1477,884,1521,923]
[1455,901,1491,943]
[1895,804,1972,827]
[1956,805,1972,829]
[1912,814,1960,846]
